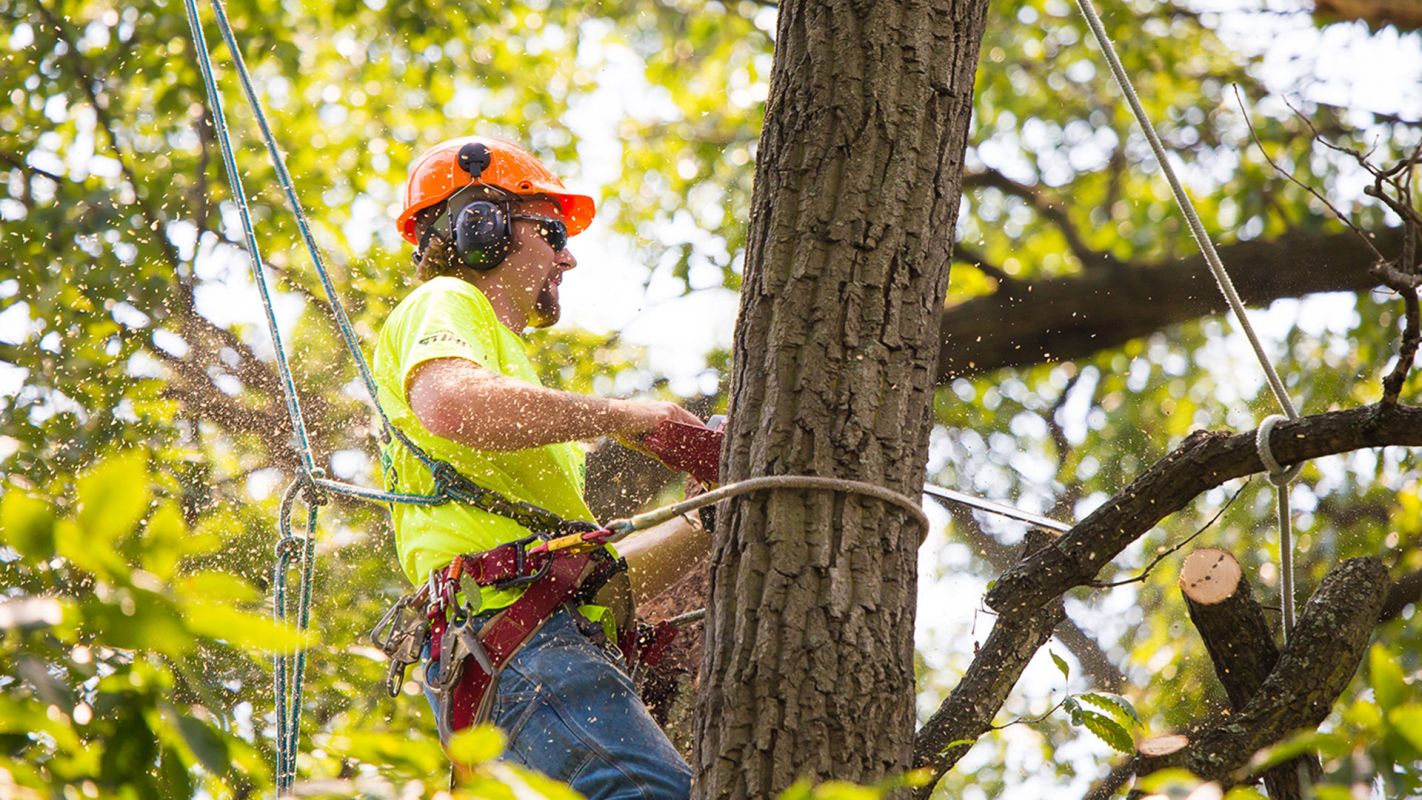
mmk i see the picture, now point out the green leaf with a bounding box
[182,602,317,653]
[176,571,261,605]
[1,489,55,561]
[140,502,188,580]
[1371,644,1406,713]
[172,713,231,775]
[1050,651,1070,682]
[1077,709,1134,754]
[447,723,507,766]
[1388,706,1422,756]
[77,450,152,546]
[1078,692,1141,727]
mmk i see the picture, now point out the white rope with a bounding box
[1072,0,1306,645]
[1073,0,1297,422]
[603,475,930,541]
[1256,415,1301,636]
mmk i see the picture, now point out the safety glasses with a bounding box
[513,214,569,252]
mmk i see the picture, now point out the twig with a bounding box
[1381,288,1420,404]
[1233,86,1383,263]
[963,167,1120,269]
[1088,481,1246,589]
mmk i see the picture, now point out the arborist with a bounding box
[371,135,704,797]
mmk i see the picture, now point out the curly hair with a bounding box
[412,205,457,282]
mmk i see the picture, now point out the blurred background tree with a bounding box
[2,0,1420,795]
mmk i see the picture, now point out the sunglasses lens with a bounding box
[541,220,568,251]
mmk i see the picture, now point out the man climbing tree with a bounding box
[372,135,707,797]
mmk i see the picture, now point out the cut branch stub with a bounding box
[1136,734,1189,757]
[1180,548,1313,800]
[1180,547,1278,712]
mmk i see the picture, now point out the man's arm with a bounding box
[408,357,703,451]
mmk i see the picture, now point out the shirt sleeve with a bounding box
[390,280,503,393]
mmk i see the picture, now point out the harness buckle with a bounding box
[491,534,553,590]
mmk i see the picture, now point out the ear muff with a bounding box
[452,200,513,271]
[417,184,514,271]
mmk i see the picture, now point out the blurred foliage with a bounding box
[2,0,1421,794]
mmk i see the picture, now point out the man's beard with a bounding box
[530,279,560,327]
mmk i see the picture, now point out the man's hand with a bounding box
[609,399,704,438]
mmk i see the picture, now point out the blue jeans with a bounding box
[424,607,692,799]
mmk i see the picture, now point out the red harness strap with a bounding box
[431,550,595,734]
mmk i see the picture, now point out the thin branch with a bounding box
[963,167,1120,269]
[1233,86,1383,263]
[1087,481,1246,589]
[1382,288,1421,404]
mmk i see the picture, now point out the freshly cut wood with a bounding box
[1179,548,1244,605]
[1181,549,1277,710]
[1137,735,1189,757]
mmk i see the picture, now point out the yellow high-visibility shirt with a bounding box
[372,276,597,613]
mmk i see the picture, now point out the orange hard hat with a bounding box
[396,135,596,245]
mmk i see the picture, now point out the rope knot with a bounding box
[430,461,460,496]
[1255,414,1303,486]
[273,536,303,560]
[299,467,329,506]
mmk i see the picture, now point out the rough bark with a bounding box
[693,0,990,794]
[985,403,1422,618]
[936,227,1402,380]
[1131,558,1389,790]
[1179,549,1313,800]
[911,531,1064,798]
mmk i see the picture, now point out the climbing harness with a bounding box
[1073,0,1306,640]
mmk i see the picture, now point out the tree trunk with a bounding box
[692,0,990,795]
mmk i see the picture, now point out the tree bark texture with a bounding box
[692,0,990,794]
[937,227,1402,380]
[1133,557,1388,790]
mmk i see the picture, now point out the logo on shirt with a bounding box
[418,331,469,348]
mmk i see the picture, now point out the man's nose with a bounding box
[557,250,577,272]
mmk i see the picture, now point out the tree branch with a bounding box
[1179,548,1315,799]
[985,403,1422,618]
[964,168,1119,270]
[937,227,1404,380]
